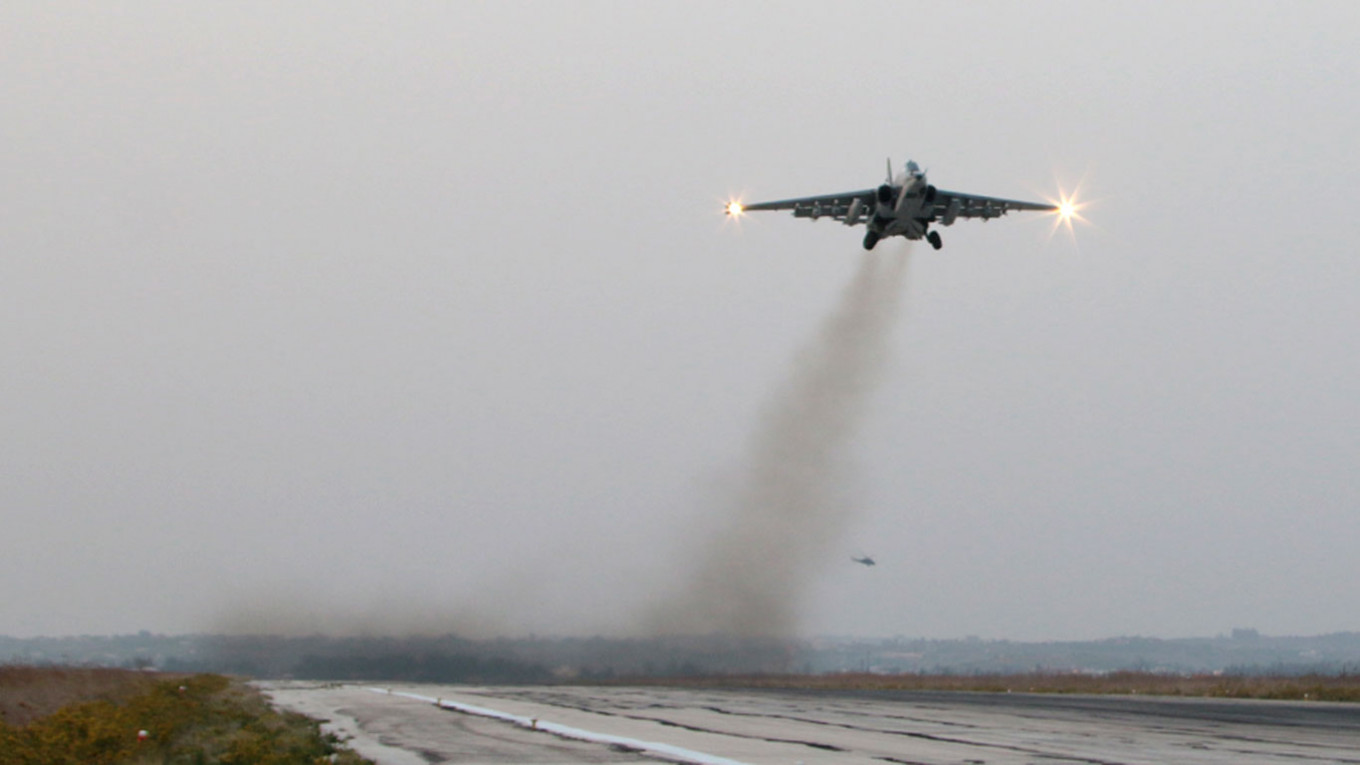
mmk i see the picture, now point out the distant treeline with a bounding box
[169,635,555,682]
[169,633,794,681]
[292,651,551,684]
[5,631,1360,681]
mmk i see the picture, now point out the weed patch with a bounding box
[0,670,370,764]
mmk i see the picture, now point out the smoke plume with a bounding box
[210,251,908,642]
[648,249,910,637]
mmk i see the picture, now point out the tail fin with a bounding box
[886,158,893,184]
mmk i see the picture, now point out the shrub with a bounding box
[0,672,369,765]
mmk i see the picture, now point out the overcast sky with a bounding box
[3,2,1359,641]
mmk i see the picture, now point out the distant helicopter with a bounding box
[851,556,876,567]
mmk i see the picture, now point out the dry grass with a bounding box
[615,671,1360,701]
[0,666,166,727]
[0,669,372,764]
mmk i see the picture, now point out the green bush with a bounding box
[0,674,368,765]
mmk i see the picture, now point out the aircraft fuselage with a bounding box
[870,166,933,241]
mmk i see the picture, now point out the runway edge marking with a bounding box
[365,687,752,765]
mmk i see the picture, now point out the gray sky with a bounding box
[3,2,1359,641]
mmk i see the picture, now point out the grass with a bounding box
[0,667,372,764]
[612,671,1360,701]
[0,667,164,728]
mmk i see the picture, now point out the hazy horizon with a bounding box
[4,2,1360,642]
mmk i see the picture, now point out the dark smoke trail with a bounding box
[649,250,910,637]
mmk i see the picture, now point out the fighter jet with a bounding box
[727,160,1059,251]
[852,556,876,567]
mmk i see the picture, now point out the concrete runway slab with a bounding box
[262,683,662,764]
[262,682,1360,765]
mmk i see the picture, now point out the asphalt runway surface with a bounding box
[261,682,1360,764]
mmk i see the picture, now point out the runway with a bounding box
[261,683,1360,764]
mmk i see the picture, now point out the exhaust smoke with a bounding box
[648,250,910,637]
[207,250,909,647]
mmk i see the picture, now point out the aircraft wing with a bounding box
[928,189,1056,222]
[741,189,877,224]
[738,187,1056,226]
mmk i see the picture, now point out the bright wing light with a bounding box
[720,196,749,233]
[1046,182,1090,244]
[1058,198,1076,221]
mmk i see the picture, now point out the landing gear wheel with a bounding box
[927,230,943,250]
[862,231,880,250]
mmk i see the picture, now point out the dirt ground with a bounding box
[0,666,164,726]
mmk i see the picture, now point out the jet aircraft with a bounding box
[852,556,876,567]
[727,160,1058,250]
